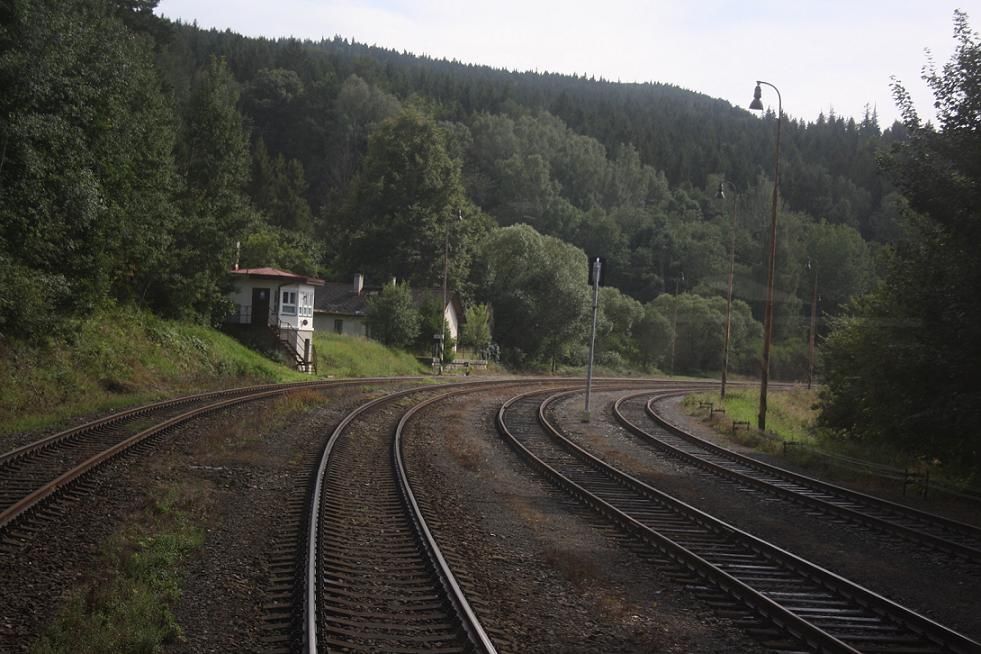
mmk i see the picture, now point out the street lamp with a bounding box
[750,80,782,431]
[716,181,738,401]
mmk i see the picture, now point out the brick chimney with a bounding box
[353,273,364,295]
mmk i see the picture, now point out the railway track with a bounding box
[0,378,419,543]
[498,388,981,654]
[612,391,981,563]
[301,377,679,652]
[303,381,505,653]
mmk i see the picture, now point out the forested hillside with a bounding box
[0,0,896,377]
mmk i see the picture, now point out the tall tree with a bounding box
[474,224,590,367]
[155,55,252,321]
[366,282,420,349]
[332,108,484,291]
[820,11,981,472]
[0,0,178,336]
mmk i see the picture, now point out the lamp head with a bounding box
[750,82,764,110]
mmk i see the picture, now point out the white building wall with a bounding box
[227,280,274,325]
[444,304,460,347]
[275,283,317,331]
[313,313,368,338]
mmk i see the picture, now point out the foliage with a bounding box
[819,11,981,473]
[0,0,178,335]
[460,303,492,351]
[365,282,420,349]
[0,5,932,392]
[331,108,485,291]
[155,54,252,322]
[313,332,425,377]
[237,221,321,275]
[652,293,762,376]
[0,304,305,436]
[415,293,456,362]
[595,287,644,365]
[474,224,590,367]
[31,486,203,654]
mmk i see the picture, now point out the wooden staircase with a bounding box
[271,322,316,373]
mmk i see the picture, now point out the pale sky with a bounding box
[154,1,981,127]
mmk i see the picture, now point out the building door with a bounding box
[251,287,270,326]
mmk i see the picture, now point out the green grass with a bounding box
[314,332,426,378]
[30,488,204,654]
[684,387,820,445]
[0,304,307,437]
[0,305,437,440]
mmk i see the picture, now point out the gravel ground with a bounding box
[402,387,767,653]
[546,390,981,642]
[4,380,978,653]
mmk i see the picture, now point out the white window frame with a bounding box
[281,290,297,316]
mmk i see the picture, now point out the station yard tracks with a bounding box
[497,387,981,654]
[5,377,979,653]
[0,378,429,547]
[300,377,675,653]
[612,391,981,563]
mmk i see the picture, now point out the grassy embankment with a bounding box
[682,388,981,497]
[3,308,425,651]
[683,387,818,452]
[0,305,426,438]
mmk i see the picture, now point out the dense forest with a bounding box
[1,2,978,471]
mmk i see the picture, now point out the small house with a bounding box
[313,273,371,337]
[226,267,324,371]
[313,274,462,348]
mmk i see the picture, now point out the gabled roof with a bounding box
[314,282,370,317]
[230,267,324,286]
[313,281,464,322]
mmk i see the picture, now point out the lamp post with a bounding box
[716,181,738,401]
[750,80,782,431]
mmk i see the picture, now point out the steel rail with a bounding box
[1,386,287,531]
[498,388,980,654]
[0,378,435,535]
[394,387,503,653]
[304,379,514,654]
[614,390,981,562]
[302,377,674,653]
[0,377,425,466]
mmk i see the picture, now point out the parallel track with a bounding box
[0,378,419,538]
[612,392,981,563]
[304,381,506,653]
[498,388,980,654]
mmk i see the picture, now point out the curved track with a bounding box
[304,381,505,653]
[0,378,418,539]
[613,391,981,563]
[497,388,980,654]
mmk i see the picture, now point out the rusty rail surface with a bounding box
[613,391,981,563]
[0,378,424,536]
[496,388,980,654]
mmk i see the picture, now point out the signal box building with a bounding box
[226,267,324,371]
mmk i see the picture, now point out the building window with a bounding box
[334,319,343,334]
[299,291,313,317]
[281,290,297,316]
